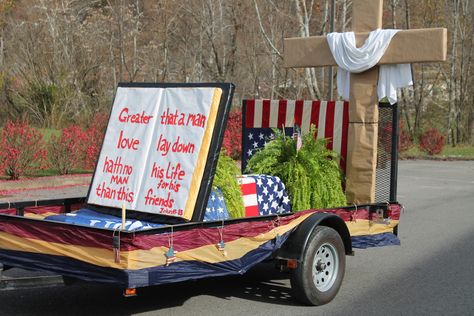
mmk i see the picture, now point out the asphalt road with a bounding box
[1,160,473,315]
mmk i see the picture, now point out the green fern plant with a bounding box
[213,150,245,218]
[245,127,346,211]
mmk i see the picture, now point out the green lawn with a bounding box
[39,128,61,142]
[401,144,474,159]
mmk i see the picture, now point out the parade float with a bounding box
[0,0,447,306]
[0,83,399,306]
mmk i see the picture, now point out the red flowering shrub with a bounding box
[88,112,110,134]
[83,127,102,170]
[49,126,88,174]
[0,121,47,180]
[399,128,412,153]
[49,112,109,174]
[222,109,242,160]
[419,128,445,155]
[83,112,109,170]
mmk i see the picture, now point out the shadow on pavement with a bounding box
[0,262,299,315]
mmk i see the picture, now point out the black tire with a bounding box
[290,226,346,306]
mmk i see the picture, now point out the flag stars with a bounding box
[277,190,284,199]
[283,195,290,205]
[244,130,278,167]
[271,201,279,209]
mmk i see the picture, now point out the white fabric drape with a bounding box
[327,29,413,104]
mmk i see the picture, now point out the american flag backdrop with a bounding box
[242,100,350,172]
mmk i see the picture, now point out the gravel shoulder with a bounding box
[0,174,91,203]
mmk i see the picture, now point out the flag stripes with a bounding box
[237,176,259,217]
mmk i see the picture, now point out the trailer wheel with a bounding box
[290,226,345,306]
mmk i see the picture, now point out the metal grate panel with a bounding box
[375,103,399,203]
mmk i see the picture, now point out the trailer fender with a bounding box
[277,212,352,260]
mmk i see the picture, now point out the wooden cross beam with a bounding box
[284,0,447,204]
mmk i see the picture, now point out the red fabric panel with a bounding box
[245,100,255,128]
[23,203,83,215]
[310,100,321,133]
[340,101,349,172]
[0,219,118,249]
[388,204,401,220]
[240,182,257,196]
[24,206,63,214]
[128,216,295,251]
[0,208,16,215]
[245,205,259,217]
[294,100,304,127]
[277,100,287,129]
[261,100,271,128]
[324,101,336,150]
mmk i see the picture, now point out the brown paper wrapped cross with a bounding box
[284,0,447,204]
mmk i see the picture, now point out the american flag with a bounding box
[204,188,230,221]
[242,100,349,172]
[238,175,290,217]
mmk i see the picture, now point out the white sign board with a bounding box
[88,85,223,221]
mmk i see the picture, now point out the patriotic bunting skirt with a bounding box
[0,201,400,288]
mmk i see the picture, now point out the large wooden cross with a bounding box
[284,0,447,204]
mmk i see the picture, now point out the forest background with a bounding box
[0,0,473,146]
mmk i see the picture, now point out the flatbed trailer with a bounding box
[0,83,401,306]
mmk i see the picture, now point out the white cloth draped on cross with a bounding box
[327,29,413,104]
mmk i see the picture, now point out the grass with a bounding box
[442,145,474,157]
[38,128,60,142]
[401,144,474,159]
